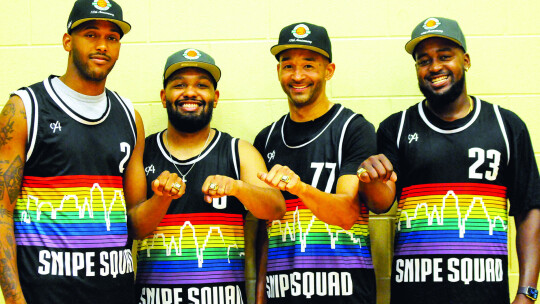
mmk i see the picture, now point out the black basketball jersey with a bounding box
[378,97,540,304]
[254,104,377,304]
[13,76,137,304]
[136,130,248,304]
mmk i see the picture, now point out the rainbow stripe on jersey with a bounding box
[136,213,245,285]
[267,198,372,272]
[14,175,129,249]
[395,183,508,256]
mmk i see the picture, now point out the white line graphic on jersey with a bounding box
[142,221,245,268]
[270,206,363,251]
[398,190,507,238]
[20,183,127,231]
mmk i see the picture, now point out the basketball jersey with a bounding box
[136,130,248,304]
[255,105,376,304]
[13,76,137,304]
[379,97,540,304]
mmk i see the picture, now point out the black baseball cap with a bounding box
[163,48,221,87]
[67,0,131,36]
[270,22,332,62]
[405,17,466,56]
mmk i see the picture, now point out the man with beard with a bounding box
[254,22,388,304]
[0,1,188,303]
[357,17,540,304]
[135,48,285,304]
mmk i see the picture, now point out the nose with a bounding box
[292,68,304,82]
[95,37,108,53]
[182,85,197,98]
[428,59,443,73]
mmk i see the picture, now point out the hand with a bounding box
[202,175,240,203]
[151,171,185,199]
[257,164,305,196]
[357,154,397,184]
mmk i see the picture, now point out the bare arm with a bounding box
[124,112,185,240]
[258,164,360,230]
[357,154,397,214]
[0,96,27,304]
[512,208,540,304]
[201,140,285,220]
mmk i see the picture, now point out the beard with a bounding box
[419,73,465,106]
[166,99,214,133]
[72,48,114,82]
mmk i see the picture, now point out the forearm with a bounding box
[0,213,26,304]
[515,208,540,288]
[295,182,359,230]
[128,195,174,240]
[235,181,285,221]
[359,180,395,214]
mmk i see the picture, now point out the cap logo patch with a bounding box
[183,49,201,60]
[423,18,441,30]
[92,0,112,11]
[292,24,311,39]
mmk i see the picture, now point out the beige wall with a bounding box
[1,1,539,303]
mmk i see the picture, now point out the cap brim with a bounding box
[270,44,330,61]
[164,62,221,84]
[71,18,131,35]
[405,34,463,55]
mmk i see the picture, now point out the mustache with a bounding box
[89,52,111,61]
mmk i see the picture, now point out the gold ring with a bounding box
[357,168,367,176]
[172,182,182,191]
[209,183,218,191]
[280,175,291,183]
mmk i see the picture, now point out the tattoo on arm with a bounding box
[0,104,16,148]
[0,156,23,205]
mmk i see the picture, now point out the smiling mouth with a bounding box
[430,75,448,84]
[178,101,204,111]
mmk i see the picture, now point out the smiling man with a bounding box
[134,49,285,304]
[254,22,387,304]
[357,17,540,304]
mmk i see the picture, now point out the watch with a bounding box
[518,286,538,301]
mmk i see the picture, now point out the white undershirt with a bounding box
[50,76,108,120]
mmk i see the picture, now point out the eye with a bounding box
[282,64,293,69]
[416,59,430,67]
[107,35,119,42]
[440,55,451,61]
[304,64,314,69]
[85,33,96,38]
[197,83,209,88]
[173,83,186,88]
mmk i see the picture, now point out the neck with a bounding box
[165,125,214,160]
[59,67,106,96]
[425,91,471,122]
[288,96,333,122]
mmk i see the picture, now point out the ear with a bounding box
[325,62,336,80]
[213,90,220,108]
[63,33,72,52]
[463,53,471,71]
[276,62,281,78]
[160,89,167,108]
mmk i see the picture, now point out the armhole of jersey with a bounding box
[231,138,240,180]
[111,91,137,146]
[338,113,357,170]
[265,121,278,149]
[396,109,407,149]
[14,88,38,161]
[493,105,510,165]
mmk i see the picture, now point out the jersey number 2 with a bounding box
[119,142,131,173]
[469,148,501,181]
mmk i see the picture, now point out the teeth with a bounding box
[181,103,199,110]
[292,85,308,89]
[431,76,448,84]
